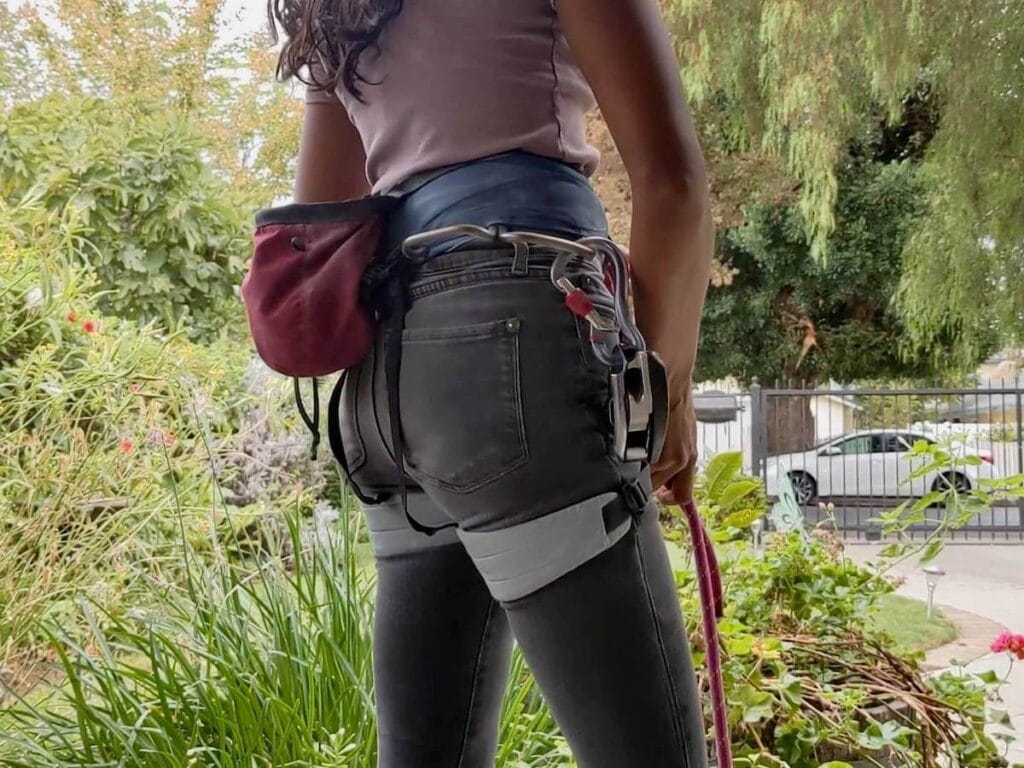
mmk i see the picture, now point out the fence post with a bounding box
[750,380,766,479]
[1016,388,1024,538]
[1016,388,1023,480]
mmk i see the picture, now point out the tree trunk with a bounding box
[765,384,817,455]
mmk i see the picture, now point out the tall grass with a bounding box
[1,509,375,767]
[0,505,573,767]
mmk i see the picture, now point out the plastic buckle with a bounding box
[622,479,649,515]
[610,350,655,463]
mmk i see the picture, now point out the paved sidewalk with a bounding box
[848,545,1024,765]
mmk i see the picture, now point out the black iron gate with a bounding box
[695,382,1024,542]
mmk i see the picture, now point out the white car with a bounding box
[764,430,1000,505]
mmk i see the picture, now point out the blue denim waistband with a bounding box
[385,151,608,254]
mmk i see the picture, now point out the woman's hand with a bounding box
[560,0,714,503]
[652,388,697,505]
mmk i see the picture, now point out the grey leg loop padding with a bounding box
[364,495,460,558]
[457,492,631,603]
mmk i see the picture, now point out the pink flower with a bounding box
[66,310,77,323]
[147,429,176,448]
[990,632,1024,660]
[129,383,142,394]
[119,439,135,455]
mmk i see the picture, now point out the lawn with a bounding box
[870,594,958,654]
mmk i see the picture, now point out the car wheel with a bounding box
[932,472,971,495]
[787,471,818,505]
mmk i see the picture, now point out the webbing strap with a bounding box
[383,272,457,536]
[326,371,387,506]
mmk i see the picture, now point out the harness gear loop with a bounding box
[326,371,388,506]
[383,263,458,536]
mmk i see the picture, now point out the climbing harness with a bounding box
[387,225,732,767]
[306,223,730,767]
[402,226,669,466]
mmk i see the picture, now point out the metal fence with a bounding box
[694,381,1024,542]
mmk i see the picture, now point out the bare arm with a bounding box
[559,0,714,500]
[294,100,371,202]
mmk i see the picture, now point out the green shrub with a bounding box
[0,216,251,680]
[674,528,1007,767]
[0,95,254,339]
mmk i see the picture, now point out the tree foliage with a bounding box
[0,95,252,337]
[669,0,1024,364]
[0,0,304,336]
[0,0,301,203]
[695,159,989,385]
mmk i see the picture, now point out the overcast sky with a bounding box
[4,0,269,43]
[222,0,268,40]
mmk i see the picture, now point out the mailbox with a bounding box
[693,391,740,424]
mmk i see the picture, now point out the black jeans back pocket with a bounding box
[400,317,528,493]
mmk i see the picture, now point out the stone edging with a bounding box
[924,604,1009,671]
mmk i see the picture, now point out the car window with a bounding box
[882,434,907,453]
[901,434,933,450]
[837,435,874,455]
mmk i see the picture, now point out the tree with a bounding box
[695,159,997,452]
[667,0,1024,366]
[0,0,303,336]
[1,0,301,203]
[0,95,253,337]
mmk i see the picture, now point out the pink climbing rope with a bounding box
[682,500,732,768]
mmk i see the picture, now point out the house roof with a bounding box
[935,389,1021,421]
[811,392,863,411]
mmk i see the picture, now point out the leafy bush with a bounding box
[0,215,250,686]
[676,532,1007,768]
[875,437,1024,564]
[669,453,1010,767]
[0,95,254,339]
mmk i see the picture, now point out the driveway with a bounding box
[848,544,1024,765]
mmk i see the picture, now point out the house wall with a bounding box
[809,397,854,442]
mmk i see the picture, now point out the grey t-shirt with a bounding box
[305,0,601,193]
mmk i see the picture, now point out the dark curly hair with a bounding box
[267,0,404,102]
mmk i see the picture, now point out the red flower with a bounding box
[66,310,77,323]
[990,631,1024,660]
[82,319,98,334]
[119,439,135,455]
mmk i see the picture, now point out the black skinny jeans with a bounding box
[338,246,708,767]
